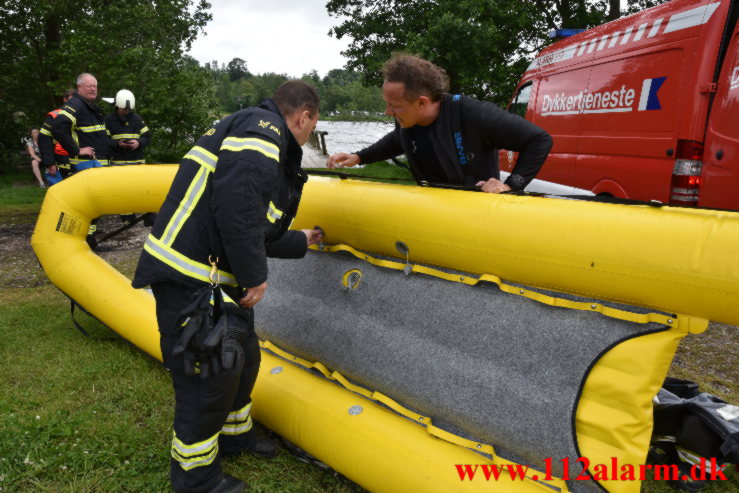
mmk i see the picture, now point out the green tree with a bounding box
[323,68,361,87]
[317,69,383,114]
[0,0,216,167]
[326,0,669,105]
[327,0,543,104]
[227,57,250,82]
[247,72,289,107]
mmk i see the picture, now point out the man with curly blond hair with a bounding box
[327,54,552,193]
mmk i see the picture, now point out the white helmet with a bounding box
[115,89,135,110]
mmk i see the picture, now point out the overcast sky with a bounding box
[187,0,350,78]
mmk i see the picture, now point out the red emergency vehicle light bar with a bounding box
[670,139,704,207]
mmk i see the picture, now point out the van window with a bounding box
[509,82,532,118]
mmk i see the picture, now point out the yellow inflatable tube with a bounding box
[291,177,739,326]
[31,166,171,359]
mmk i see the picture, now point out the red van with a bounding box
[501,0,739,210]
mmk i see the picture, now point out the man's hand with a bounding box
[326,152,360,169]
[118,140,130,148]
[128,139,140,150]
[475,178,512,194]
[79,146,96,158]
[239,282,267,308]
[301,228,323,247]
[47,165,57,177]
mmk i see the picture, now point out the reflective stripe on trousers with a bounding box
[171,431,219,471]
[221,402,253,436]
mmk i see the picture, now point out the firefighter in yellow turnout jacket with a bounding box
[133,81,321,493]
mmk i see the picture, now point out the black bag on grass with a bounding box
[648,377,739,491]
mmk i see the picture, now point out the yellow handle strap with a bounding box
[313,243,677,328]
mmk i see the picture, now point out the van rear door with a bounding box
[700,15,739,210]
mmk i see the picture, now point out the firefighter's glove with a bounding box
[221,308,251,372]
[203,303,251,373]
[171,286,218,378]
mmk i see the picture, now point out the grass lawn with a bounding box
[0,172,736,492]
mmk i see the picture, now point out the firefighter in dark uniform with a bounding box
[105,89,151,165]
[132,80,322,493]
[51,73,109,241]
[51,72,110,169]
[39,89,75,182]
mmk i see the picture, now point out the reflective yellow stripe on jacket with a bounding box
[112,133,140,139]
[69,157,110,166]
[57,109,77,125]
[266,202,283,223]
[145,136,280,286]
[220,137,279,162]
[143,234,238,286]
[78,124,106,133]
[159,146,217,245]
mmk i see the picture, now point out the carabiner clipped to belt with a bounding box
[208,255,220,286]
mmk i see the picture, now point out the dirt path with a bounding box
[0,214,147,289]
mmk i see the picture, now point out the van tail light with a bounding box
[670,140,703,207]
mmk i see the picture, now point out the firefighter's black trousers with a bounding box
[152,282,261,493]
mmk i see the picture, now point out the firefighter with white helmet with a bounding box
[105,88,151,165]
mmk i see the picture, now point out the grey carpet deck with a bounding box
[256,249,668,492]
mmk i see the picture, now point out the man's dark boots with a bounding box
[209,474,246,493]
[221,433,280,459]
[245,434,280,458]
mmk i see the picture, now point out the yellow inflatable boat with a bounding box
[31,165,739,493]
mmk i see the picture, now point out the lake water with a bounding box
[315,120,395,155]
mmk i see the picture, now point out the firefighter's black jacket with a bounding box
[132,99,308,291]
[105,111,151,164]
[51,93,109,165]
[39,109,70,169]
